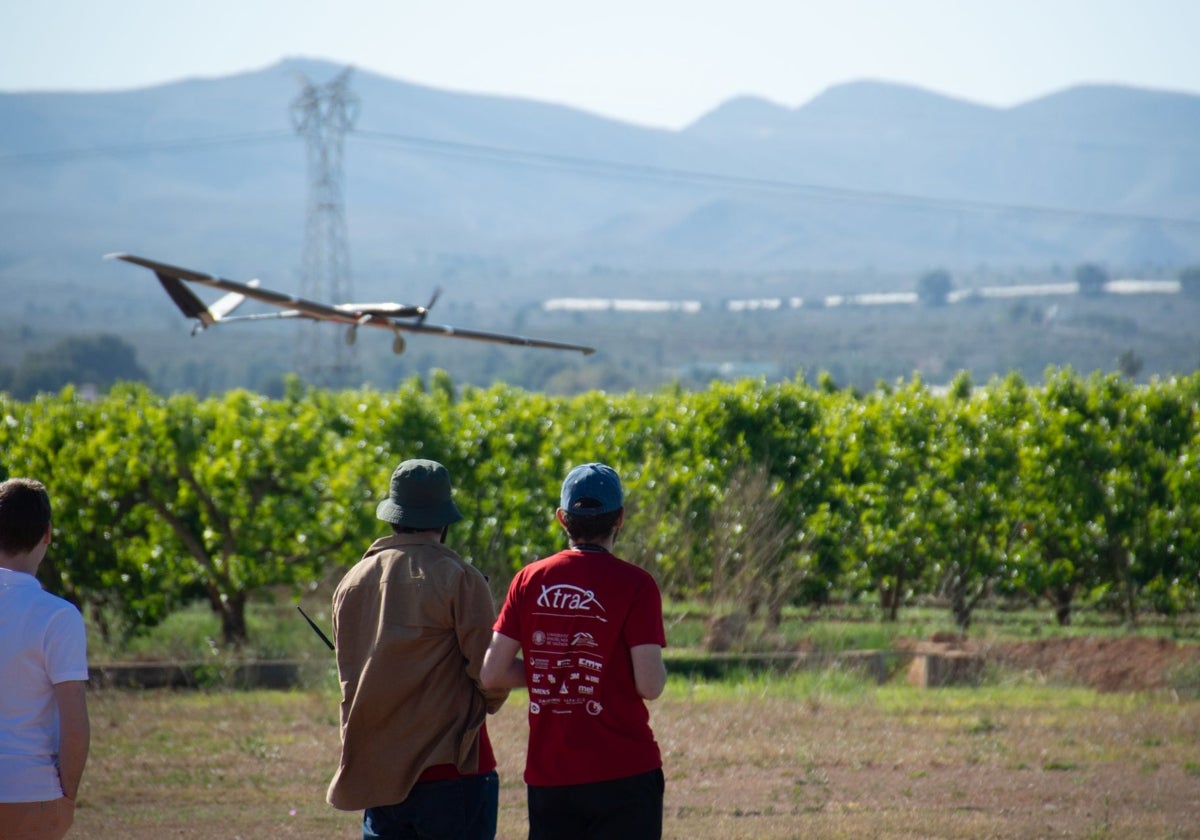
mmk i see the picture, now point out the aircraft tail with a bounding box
[155,272,258,332]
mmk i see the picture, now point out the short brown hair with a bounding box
[561,508,622,544]
[0,478,52,555]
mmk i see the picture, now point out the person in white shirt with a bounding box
[0,478,90,840]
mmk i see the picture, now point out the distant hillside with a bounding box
[1,58,1198,313]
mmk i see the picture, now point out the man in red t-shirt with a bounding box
[482,463,667,839]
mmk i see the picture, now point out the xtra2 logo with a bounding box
[537,583,606,615]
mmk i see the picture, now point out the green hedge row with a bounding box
[3,367,1199,645]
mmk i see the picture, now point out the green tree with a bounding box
[7,373,1200,642]
[8,335,149,398]
[101,386,367,645]
[826,378,944,620]
[1015,370,1112,624]
[1151,379,1200,614]
[443,383,568,582]
[931,372,1026,629]
[1074,263,1108,298]
[1117,349,1144,380]
[1096,374,1199,621]
[916,269,953,307]
[0,387,179,639]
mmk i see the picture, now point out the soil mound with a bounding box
[984,636,1200,692]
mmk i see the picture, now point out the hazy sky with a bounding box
[2,0,1198,129]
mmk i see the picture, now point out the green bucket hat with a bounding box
[376,459,463,529]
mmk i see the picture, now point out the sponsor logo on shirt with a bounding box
[578,656,602,672]
[537,584,606,615]
[572,631,598,647]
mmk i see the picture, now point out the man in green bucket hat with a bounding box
[327,459,509,839]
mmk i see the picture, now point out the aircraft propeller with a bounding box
[416,289,441,326]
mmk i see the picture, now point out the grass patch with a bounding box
[1042,760,1081,772]
[73,673,1200,840]
[94,598,1200,669]
[1165,660,1200,700]
[88,597,338,663]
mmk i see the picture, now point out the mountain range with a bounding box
[2,56,1199,308]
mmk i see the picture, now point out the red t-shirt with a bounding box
[494,548,666,786]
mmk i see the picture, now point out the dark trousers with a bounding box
[362,770,499,840]
[527,768,664,840]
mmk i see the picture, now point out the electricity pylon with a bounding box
[291,67,360,387]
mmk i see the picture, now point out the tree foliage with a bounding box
[5,335,149,399]
[1075,263,1109,297]
[3,369,1199,646]
[916,269,954,306]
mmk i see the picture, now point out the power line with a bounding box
[351,129,1200,230]
[3,125,1197,231]
[0,131,293,164]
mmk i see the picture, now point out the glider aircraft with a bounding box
[106,253,595,356]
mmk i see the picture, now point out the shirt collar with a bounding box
[0,566,42,588]
[371,531,444,550]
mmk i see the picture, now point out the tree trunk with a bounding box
[879,570,904,622]
[1111,544,1138,627]
[210,589,248,647]
[878,582,894,617]
[1049,585,1074,626]
[952,589,971,631]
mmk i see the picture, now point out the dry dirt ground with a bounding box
[69,637,1200,840]
[937,635,1200,693]
[648,636,1200,839]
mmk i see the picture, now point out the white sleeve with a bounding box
[45,605,89,684]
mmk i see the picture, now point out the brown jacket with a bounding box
[326,533,508,811]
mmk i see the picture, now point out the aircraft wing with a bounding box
[108,253,366,326]
[389,319,595,354]
[207,308,595,354]
[209,309,595,354]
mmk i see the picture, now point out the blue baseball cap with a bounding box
[560,463,623,515]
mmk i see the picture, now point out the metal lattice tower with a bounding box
[291,68,360,387]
